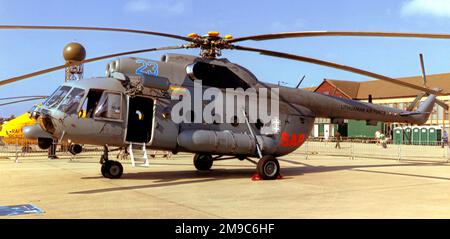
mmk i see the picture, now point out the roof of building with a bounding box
[317,72,450,100]
[302,86,317,92]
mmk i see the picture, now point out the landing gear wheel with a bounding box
[193,154,213,171]
[101,161,123,179]
[101,163,111,178]
[257,155,280,180]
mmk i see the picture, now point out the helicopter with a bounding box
[0,25,449,180]
[0,93,83,157]
[0,98,55,152]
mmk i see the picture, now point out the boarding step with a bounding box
[128,142,149,167]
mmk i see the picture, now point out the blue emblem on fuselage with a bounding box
[135,60,159,77]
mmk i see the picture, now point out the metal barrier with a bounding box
[2,138,449,162]
[0,138,103,159]
[300,139,450,162]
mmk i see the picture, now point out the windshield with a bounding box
[44,86,72,108]
[42,87,60,106]
[58,88,85,115]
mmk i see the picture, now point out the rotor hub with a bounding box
[186,32,234,59]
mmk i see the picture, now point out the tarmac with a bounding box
[2,148,450,218]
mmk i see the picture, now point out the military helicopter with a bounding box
[0,25,449,180]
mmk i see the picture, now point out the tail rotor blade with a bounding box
[419,54,427,87]
[436,99,449,110]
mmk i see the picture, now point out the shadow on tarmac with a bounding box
[71,159,450,195]
[72,168,258,194]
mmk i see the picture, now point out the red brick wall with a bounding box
[314,81,350,99]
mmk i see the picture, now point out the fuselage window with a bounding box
[79,89,104,118]
[94,92,122,120]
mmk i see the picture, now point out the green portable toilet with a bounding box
[437,129,442,143]
[404,127,412,144]
[318,123,324,137]
[412,127,421,145]
[393,128,403,144]
[420,127,428,145]
[428,127,441,146]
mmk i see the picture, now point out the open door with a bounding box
[126,96,154,143]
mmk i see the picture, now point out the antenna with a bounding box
[278,81,289,86]
[296,75,306,88]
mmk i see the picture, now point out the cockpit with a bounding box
[40,84,123,121]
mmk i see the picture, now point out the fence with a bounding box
[2,138,449,162]
[0,138,103,159]
[299,139,450,161]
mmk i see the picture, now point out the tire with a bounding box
[69,144,83,155]
[38,138,53,150]
[257,155,280,180]
[193,154,213,171]
[101,163,111,178]
[101,161,123,179]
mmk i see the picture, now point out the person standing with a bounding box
[442,130,448,148]
[375,130,381,145]
[335,131,341,149]
[379,132,387,148]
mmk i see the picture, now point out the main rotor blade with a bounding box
[0,97,44,107]
[0,45,186,87]
[229,31,450,43]
[0,25,194,42]
[233,45,442,95]
[0,95,47,101]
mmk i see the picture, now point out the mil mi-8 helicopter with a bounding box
[0,25,449,180]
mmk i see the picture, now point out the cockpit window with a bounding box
[44,86,72,108]
[58,88,85,115]
[94,92,122,120]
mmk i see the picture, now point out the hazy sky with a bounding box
[2,0,450,117]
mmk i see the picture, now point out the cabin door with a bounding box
[125,96,154,143]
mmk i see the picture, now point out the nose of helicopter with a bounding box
[37,111,56,135]
[23,124,52,140]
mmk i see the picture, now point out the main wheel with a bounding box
[193,154,213,171]
[257,155,280,180]
[101,161,123,179]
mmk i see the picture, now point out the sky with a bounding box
[2,0,450,117]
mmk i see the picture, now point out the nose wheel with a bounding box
[101,161,123,179]
[100,145,123,179]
